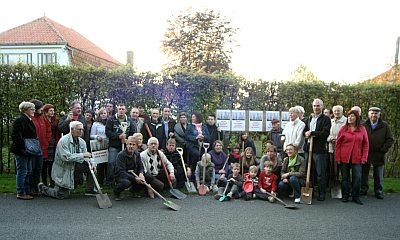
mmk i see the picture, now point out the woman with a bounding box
[335,110,369,205]
[90,108,108,185]
[174,112,188,148]
[259,145,282,180]
[278,144,306,203]
[209,140,229,188]
[241,147,259,174]
[239,131,257,157]
[132,133,147,153]
[185,112,210,180]
[10,102,37,200]
[84,109,95,152]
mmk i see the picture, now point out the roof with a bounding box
[367,66,400,84]
[0,16,121,66]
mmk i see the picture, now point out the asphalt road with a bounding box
[1,192,399,240]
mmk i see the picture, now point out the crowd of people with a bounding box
[11,98,393,206]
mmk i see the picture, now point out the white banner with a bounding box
[216,109,231,131]
[249,111,263,132]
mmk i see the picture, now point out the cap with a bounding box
[368,107,381,112]
[271,119,280,124]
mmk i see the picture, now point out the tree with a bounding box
[162,9,237,73]
[290,64,318,82]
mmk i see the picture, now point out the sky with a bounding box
[1,0,399,83]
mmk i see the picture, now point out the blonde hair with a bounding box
[249,165,258,173]
[201,153,212,166]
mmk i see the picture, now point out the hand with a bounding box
[271,191,276,197]
[229,178,236,182]
[218,169,225,174]
[219,173,225,180]
[305,131,311,138]
[283,178,288,183]
[66,112,73,121]
[197,134,204,140]
[260,188,267,193]
[83,152,92,158]
[187,167,192,177]
[92,164,97,172]
[331,139,336,144]
[169,172,175,181]
[119,133,127,140]
[282,173,289,179]
[169,132,174,138]
[217,127,221,132]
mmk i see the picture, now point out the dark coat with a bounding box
[157,117,177,151]
[58,114,87,137]
[10,114,37,156]
[303,114,331,153]
[106,114,136,150]
[141,119,162,146]
[364,118,394,165]
[185,124,210,150]
[206,124,223,150]
[114,149,144,181]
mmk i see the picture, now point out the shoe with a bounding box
[84,189,98,196]
[342,196,349,202]
[214,194,221,200]
[37,183,45,193]
[352,198,363,205]
[375,194,384,200]
[17,194,33,200]
[27,191,39,196]
[212,185,218,193]
[224,195,231,201]
[294,198,301,203]
[289,190,294,198]
[317,195,325,201]
[147,188,155,199]
[114,194,122,201]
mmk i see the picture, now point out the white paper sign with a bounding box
[281,111,290,129]
[265,111,280,131]
[231,110,246,131]
[249,111,263,132]
[216,109,231,131]
[90,139,109,164]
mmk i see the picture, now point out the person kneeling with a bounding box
[113,136,145,201]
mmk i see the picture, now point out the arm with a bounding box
[105,118,120,140]
[288,156,306,178]
[57,115,70,135]
[361,127,369,163]
[115,152,134,181]
[382,123,394,153]
[90,122,98,140]
[57,137,85,163]
[271,175,278,193]
[335,127,345,163]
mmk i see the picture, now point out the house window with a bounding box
[0,53,32,65]
[38,53,57,65]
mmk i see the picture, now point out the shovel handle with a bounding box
[128,170,168,202]
[88,160,102,194]
[176,147,190,182]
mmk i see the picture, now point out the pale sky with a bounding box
[2,0,399,83]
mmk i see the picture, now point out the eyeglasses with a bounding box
[76,128,84,131]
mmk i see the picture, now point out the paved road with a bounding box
[1,192,399,240]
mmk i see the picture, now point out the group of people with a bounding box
[11,98,393,206]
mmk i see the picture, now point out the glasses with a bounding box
[76,128,84,131]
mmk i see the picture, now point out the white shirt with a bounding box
[282,117,306,153]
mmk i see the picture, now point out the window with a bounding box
[38,53,57,65]
[0,53,32,65]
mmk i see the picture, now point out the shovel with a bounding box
[158,151,187,200]
[301,136,313,205]
[265,191,298,209]
[219,179,232,202]
[88,161,112,209]
[129,170,180,211]
[176,147,197,193]
[198,143,210,196]
[243,173,254,193]
[331,161,342,198]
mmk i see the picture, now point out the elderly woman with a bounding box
[278,144,306,203]
[282,106,306,157]
[132,133,147,152]
[259,145,282,180]
[335,110,369,205]
[11,102,38,200]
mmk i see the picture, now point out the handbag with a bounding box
[24,138,42,156]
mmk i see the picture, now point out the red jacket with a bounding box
[32,113,52,158]
[335,125,369,164]
[258,171,277,193]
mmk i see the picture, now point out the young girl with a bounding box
[229,144,241,164]
[242,165,259,201]
[195,153,215,191]
[241,147,259,174]
[256,160,278,203]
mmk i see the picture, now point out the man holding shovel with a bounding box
[38,121,95,199]
[113,136,145,201]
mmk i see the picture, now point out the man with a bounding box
[113,136,145,201]
[206,114,223,150]
[58,101,87,137]
[303,98,331,201]
[141,108,162,145]
[361,107,394,199]
[157,106,176,151]
[140,137,175,198]
[281,106,305,157]
[130,107,144,133]
[105,103,136,186]
[137,103,149,121]
[105,102,115,117]
[267,119,283,153]
[38,121,95,199]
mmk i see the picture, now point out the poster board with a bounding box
[265,111,280,131]
[231,110,246,131]
[216,109,231,131]
[249,111,263,132]
[90,139,109,164]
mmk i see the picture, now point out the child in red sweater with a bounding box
[256,160,278,202]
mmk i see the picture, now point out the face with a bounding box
[179,115,187,124]
[151,110,159,120]
[130,108,139,119]
[233,148,239,154]
[232,167,240,175]
[266,148,276,159]
[214,142,223,152]
[286,146,296,157]
[85,112,93,122]
[126,138,137,154]
[369,111,380,123]
[265,165,273,175]
[333,108,342,119]
[241,132,248,140]
[117,106,127,118]
[36,107,43,114]
[26,107,36,117]
[289,111,298,121]
[348,113,357,125]
[134,136,143,145]
[106,103,114,113]
[324,109,331,117]
[191,114,197,123]
[249,169,257,178]
[166,142,176,152]
[45,108,55,118]
[72,103,82,115]
[245,149,252,158]
[100,110,108,119]
[163,108,170,119]
[72,124,84,137]
[312,100,322,115]
[148,140,159,152]
[272,122,280,130]
[207,116,216,126]
[138,106,145,115]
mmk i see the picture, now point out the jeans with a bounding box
[107,147,120,184]
[361,163,384,196]
[305,152,327,197]
[342,163,362,198]
[30,155,43,192]
[278,176,301,199]
[15,154,33,195]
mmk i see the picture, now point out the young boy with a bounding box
[256,160,278,203]
[164,139,185,189]
[195,153,215,190]
[243,165,259,201]
[215,163,244,201]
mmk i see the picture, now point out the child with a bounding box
[241,147,259,174]
[256,160,278,203]
[195,153,216,191]
[242,165,259,201]
[229,144,241,164]
[164,139,185,189]
[215,163,244,201]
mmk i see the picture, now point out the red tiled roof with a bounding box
[0,16,121,66]
[367,66,400,84]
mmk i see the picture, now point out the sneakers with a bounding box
[294,198,301,203]
[267,196,275,203]
[17,194,33,200]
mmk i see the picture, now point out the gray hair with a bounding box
[69,121,83,131]
[295,105,305,114]
[289,106,301,114]
[332,105,343,113]
[147,137,159,145]
[351,106,362,115]
[313,98,324,107]
[19,101,35,113]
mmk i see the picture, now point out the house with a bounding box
[368,66,400,84]
[0,16,122,68]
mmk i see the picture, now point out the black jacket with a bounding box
[114,149,144,181]
[10,114,37,156]
[364,118,394,165]
[206,124,223,150]
[303,114,331,153]
[58,114,87,137]
[106,114,135,150]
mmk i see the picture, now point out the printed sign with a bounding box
[249,111,263,132]
[90,139,109,164]
[216,109,231,131]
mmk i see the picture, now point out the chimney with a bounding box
[126,51,134,66]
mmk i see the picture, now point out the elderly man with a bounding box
[38,121,94,199]
[140,137,175,198]
[106,103,136,186]
[113,136,145,201]
[282,106,305,157]
[361,107,394,199]
[303,98,331,201]
[58,101,87,136]
[267,119,283,153]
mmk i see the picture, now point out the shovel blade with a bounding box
[301,187,313,205]
[170,188,187,200]
[96,193,112,209]
[284,204,299,209]
[163,200,181,211]
[185,182,197,193]
[331,184,342,199]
